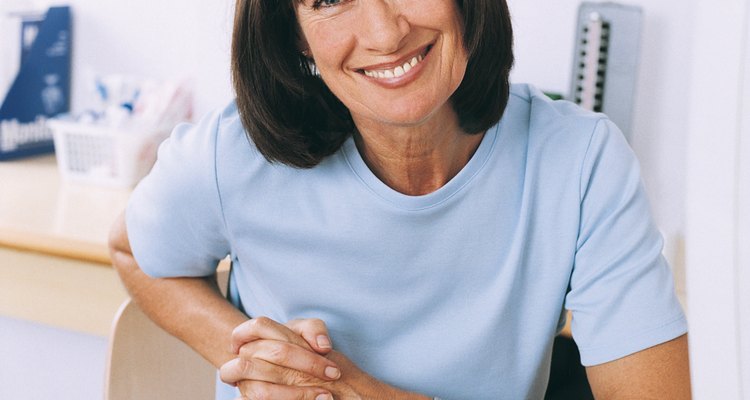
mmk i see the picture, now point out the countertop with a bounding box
[0,155,131,264]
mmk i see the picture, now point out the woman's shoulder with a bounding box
[160,100,266,166]
[501,84,634,181]
[508,83,606,133]
[507,83,624,153]
[159,100,245,152]
[215,100,260,152]
[139,100,271,201]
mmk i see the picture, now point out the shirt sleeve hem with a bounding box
[578,312,688,366]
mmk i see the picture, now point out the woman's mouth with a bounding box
[358,45,432,80]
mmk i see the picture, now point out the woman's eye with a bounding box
[312,0,343,9]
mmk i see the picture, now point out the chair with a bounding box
[103,267,230,400]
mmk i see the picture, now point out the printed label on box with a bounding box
[0,6,71,160]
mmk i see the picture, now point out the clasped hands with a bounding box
[219,317,423,400]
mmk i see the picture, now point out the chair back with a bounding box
[104,268,230,400]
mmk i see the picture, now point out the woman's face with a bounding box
[296,0,468,128]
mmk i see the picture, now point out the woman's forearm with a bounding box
[109,212,249,368]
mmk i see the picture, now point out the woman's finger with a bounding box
[219,345,339,385]
[285,318,333,355]
[240,339,340,381]
[220,357,250,385]
[238,380,333,400]
[231,316,312,354]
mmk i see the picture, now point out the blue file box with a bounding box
[0,6,71,160]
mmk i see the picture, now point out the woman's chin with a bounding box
[355,102,452,129]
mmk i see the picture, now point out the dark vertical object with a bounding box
[544,336,595,400]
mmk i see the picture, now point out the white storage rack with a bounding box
[48,120,169,188]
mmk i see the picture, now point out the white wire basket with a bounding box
[48,120,169,188]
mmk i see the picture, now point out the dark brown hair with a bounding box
[231,0,514,168]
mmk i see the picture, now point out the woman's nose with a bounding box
[356,1,410,54]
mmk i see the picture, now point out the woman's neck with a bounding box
[352,105,485,196]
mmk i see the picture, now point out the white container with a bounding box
[48,120,169,188]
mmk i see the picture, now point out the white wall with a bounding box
[742,63,750,395]
[685,0,750,397]
[59,0,235,119]
[508,0,691,298]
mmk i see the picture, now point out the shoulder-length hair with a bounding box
[231,0,514,168]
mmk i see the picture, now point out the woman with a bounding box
[110,0,691,398]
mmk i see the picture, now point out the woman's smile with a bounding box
[356,44,432,88]
[296,0,468,127]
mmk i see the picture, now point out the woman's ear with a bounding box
[297,35,311,59]
[294,15,311,59]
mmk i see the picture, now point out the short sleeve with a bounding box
[125,110,231,278]
[566,119,687,366]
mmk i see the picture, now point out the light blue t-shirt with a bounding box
[126,84,687,399]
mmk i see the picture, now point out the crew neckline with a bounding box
[342,121,501,211]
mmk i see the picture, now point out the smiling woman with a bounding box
[109,0,691,399]
[231,0,513,169]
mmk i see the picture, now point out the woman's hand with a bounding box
[314,350,431,400]
[221,317,430,400]
[220,317,342,399]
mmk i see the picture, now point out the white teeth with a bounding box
[363,51,426,79]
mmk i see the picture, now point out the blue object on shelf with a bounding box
[0,6,71,160]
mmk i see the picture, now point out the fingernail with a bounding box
[325,366,340,379]
[316,335,332,349]
[316,394,332,400]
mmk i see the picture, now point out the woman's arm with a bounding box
[109,212,249,368]
[586,334,691,399]
[109,211,342,400]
